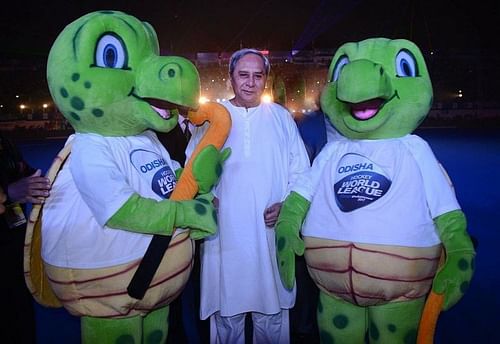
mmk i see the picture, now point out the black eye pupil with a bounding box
[104,45,117,67]
[401,60,411,76]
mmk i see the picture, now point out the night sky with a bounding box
[1,0,498,57]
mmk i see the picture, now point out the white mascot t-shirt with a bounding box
[299,134,460,247]
[42,131,180,268]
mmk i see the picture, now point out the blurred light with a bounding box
[15,95,19,98]
[43,103,49,109]
[20,104,26,109]
[261,94,272,103]
[259,50,269,55]
[199,96,209,104]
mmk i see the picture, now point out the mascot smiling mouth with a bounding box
[349,91,399,121]
[350,99,384,120]
[144,98,191,120]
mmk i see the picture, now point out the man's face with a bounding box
[230,53,267,108]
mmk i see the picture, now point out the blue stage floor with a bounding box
[18,127,500,343]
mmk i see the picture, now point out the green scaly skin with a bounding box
[276,38,475,343]
[46,10,226,343]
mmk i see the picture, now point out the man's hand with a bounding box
[264,202,282,227]
[8,169,51,204]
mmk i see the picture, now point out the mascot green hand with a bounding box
[275,191,310,290]
[192,145,231,194]
[283,38,475,344]
[432,210,475,310]
[24,10,230,344]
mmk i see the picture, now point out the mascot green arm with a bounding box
[107,143,231,239]
[275,191,311,290]
[432,210,475,310]
[107,192,216,238]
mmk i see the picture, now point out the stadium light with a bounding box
[261,94,272,103]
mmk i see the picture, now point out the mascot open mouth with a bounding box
[144,98,190,120]
[350,98,384,120]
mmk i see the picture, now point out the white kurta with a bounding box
[295,134,461,247]
[42,130,180,268]
[186,100,310,319]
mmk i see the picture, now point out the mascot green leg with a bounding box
[81,306,169,344]
[143,306,170,343]
[317,291,425,344]
[369,297,424,343]
[317,291,365,344]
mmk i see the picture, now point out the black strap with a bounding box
[183,119,192,141]
[127,234,172,299]
[128,119,191,299]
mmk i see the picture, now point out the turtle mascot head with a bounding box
[321,38,433,139]
[47,10,200,136]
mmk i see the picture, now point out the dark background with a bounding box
[1,0,498,56]
[2,0,499,113]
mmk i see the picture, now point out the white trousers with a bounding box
[210,310,290,344]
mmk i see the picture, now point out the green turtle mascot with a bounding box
[23,10,231,343]
[275,38,475,343]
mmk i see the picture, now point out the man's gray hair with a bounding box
[228,48,271,76]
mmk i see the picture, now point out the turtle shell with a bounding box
[23,141,194,317]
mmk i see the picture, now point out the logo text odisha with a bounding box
[338,162,374,174]
[140,158,166,173]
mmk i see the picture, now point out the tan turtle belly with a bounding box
[303,236,441,307]
[43,231,193,318]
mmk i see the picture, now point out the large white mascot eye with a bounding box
[95,34,127,68]
[331,55,349,82]
[395,50,417,77]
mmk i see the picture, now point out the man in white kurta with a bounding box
[186,49,309,343]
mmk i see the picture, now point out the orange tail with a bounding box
[417,291,444,344]
[417,251,446,344]
[170,101,231,201]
